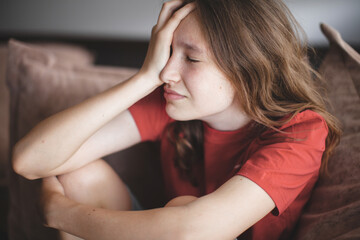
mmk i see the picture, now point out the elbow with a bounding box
[12,143,39,180]
[12,161,36,180]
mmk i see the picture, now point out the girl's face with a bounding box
[160,12,249,131]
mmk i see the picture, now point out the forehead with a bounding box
[173,11,209,54]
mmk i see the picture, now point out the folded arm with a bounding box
[43,175,275,240]
[12,73,156,180]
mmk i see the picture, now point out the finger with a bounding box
[157,0,184,30]
[160,2,196,37]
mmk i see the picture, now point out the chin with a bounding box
[165,104,194,121]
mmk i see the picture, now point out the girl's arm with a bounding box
[12,73,155,180]
[42,175,275,240]
[12,0,195,180]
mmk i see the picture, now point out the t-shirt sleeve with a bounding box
[128,87,171,141]
[237,110,328,215]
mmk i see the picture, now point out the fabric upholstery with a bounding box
[0,44,10,182]
[292,23,360,240]
[6,40,164,240]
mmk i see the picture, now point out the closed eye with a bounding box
[186,56,200,63]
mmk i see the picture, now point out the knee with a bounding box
[57,159,131,210]
[57,159,110,197]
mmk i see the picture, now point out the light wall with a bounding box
[0,0,359,46]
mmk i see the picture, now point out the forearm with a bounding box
[42,176,275,240]
[49,196,186,240]
[13,72,158,179]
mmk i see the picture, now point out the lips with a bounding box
[163,87,185,100]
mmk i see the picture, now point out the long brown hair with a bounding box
[167,0,341,185]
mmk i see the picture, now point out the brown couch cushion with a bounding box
[6,40,164,240]
[292,24,360,240]
[0,44,10,183]
[0,41,94,184]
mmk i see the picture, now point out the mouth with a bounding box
[163,86,185,101]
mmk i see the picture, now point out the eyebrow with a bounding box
[178,40,205,55]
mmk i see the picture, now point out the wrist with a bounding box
[132,70,163,95]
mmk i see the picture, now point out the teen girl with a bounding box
[13,0,341,239]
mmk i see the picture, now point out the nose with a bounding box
[160,55,181,85]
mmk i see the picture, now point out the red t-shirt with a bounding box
[129,88,328,240]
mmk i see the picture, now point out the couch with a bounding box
[2,23,360,239]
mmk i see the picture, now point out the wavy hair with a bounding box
[167,0,342,185]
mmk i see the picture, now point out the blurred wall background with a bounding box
[0,0,359,46]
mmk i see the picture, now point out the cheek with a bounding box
[206,83,235,109]
[182,68,202,93]
[186,70,235,106]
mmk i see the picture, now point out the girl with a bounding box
[13,0,341,239]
